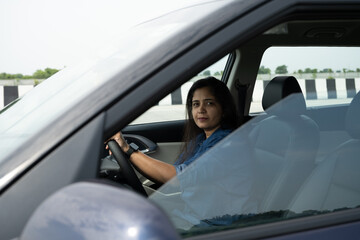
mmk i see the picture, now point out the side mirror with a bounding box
[20,181,179,240]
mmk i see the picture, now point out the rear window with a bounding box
[250,47,360,113]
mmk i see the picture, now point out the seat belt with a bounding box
[235,79,250,126]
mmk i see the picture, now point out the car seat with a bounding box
[249,76,320,212]
[288,91,360,213]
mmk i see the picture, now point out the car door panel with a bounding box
[122,120,185,165]
[148,142,182,165]
[123,120,185,143]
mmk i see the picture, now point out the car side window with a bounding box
[130,56,229,125]
[250,47,360,113]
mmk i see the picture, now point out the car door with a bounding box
[6,0,360,239]
[69,1,360,239]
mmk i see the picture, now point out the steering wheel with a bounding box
[107,140,147,197]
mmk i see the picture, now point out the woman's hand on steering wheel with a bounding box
[106,132,128,155]
[105,132,147,197]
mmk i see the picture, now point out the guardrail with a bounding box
[159,74,360,106]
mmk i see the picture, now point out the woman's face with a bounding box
[191,87,223,137]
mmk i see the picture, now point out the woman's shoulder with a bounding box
[206,127,233,144]
[214,127,233,137]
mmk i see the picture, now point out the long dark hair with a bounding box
[178,77,238,163]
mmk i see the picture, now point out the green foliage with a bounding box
[319,68,333,73]
[0,68,60,80]
[33,68,59,79]
[45,68,59,76]
[33,70,49,79]
[342,68,356,73]
[295,68,333,74]
[258,65,271,74]
[303,68,318,73]
[34,79,40,86]
[203,70,211,76]
[0,72,23,79]
[275,65,288,74]
[214,71,221,76]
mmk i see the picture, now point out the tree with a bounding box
[275,65,288,74]
[304,68,312,73]
[0,68,60,80]
[33,69,49,79]
[303,68,317,73]
[45,68,59,76]
[258,65,271,74]
[14,73,23,79]
[0,73,8,79]
[32,68,59,79]
[320,68,333,73]
[203,70,211,76]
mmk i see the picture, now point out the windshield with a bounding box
[150,91,360,237]
[0,0,234,190]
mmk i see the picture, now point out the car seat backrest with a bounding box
[249,76,320,212]
[262,76,306,116]
[289,91,360,213]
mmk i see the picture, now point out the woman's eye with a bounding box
[192,102,199,107]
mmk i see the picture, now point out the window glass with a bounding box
[150,90,360,237]
[250,47,360,113]
[130,56,228,125]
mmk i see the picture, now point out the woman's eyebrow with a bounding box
[192,98,215,102]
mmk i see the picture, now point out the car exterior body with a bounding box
[1,0,360,239]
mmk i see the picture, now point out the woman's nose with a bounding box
[198,103,206,113]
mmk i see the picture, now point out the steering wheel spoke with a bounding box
[107,140,147,196]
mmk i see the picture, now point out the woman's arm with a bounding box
[129,151,176,184]
[107,132,176,184]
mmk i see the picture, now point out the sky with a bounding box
[0,0,188,75]
[260,47,360,74]
[1,0,359,76]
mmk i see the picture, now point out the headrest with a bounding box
[345,91,360,139]
[262,76,306,116]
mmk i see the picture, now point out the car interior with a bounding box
[98,17,360,235]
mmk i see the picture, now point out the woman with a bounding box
[108,77,238,184]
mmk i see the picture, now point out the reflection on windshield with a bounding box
[150,92,360,236]
[151,128,256,230]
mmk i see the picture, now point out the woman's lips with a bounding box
[197,117,208,122]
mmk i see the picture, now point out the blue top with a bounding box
[174,128,232,174]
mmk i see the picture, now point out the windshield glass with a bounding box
[150,91,360,237]
[0,0,233,190]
